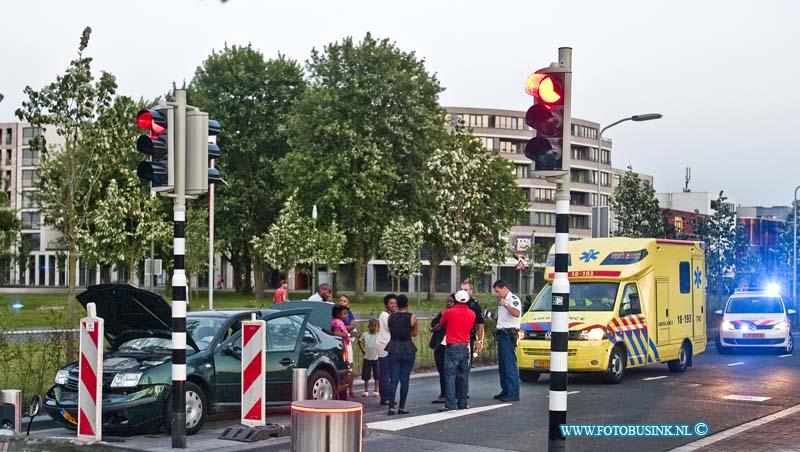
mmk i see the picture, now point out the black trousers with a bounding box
[434,345,446,397]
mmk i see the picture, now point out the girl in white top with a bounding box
[375,294,398,404]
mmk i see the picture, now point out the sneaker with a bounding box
[371,392,379,397]
[493,393,506,400]
[499,396,520,402]
[438,407,455,413]
[362,392,370,397]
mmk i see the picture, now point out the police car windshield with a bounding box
[726,296,784,314]
[531,283,620,312]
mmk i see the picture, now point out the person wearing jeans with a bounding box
[438,290,476,412]
[385,294,417,415]
[375,294,398,405]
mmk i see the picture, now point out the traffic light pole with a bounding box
[171,89,188,449]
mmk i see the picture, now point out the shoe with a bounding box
[438,407,454,413]
[493,393,506,400]
[499,396,519,402]
[372,392,380,397]
[432,398,446,404]
[387,409,396,415]
[457,405,469,410]
[362,392,370,397]
[380,400,389,405]
[398,409,410,415]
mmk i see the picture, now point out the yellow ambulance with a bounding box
[517,238,707,384]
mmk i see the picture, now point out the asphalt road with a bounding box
[26,337,800,452]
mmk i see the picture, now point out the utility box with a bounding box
[0,390,22,432]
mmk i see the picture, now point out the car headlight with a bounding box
[721,321,735,331]
[579,327,606,341]
[55,369,69,385]
[773,321,789,331]
[111,373,142,388]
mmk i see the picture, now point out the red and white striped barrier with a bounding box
[78,302,104,442]
[241,313,266,427]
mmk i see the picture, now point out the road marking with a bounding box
[643,376,668,381]
[671,403,800,451]
[367,404,510,431]
[727,362,744,366]
[779,354,792,358]
[722,395,772,402]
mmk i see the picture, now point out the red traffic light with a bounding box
[136,109,167,135]
[524,73,562,104]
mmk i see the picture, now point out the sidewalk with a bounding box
[673,404,800,452]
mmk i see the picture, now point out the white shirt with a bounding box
[308,293,323,302]
[497,291,522,329]
[375,311,391,358]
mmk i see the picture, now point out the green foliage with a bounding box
[314,218,348,276]
[611,166,665,238]
[185,201,210,299]
[188,44,306,295]
[0,208,21,259]
[251,193,312,275]
[281,33,445,299]
[693,191,737,309]
[380,218,422,282]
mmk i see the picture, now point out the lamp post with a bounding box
[311,204,318,295]
[594,113,663,237]
[794,186,799,323]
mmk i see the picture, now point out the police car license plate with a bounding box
[534,359,550,368]
[60,409,78,426]
[743,333,765,339]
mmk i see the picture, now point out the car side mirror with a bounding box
[27,395,41,418]
[225,342,242,360]
[788,309,797,316]
[629,294,641,314]
[714,310,723,316]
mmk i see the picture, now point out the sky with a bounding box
[2,0,799,207]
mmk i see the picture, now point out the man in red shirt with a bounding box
[274,280,288,304]
[438,290,476,411]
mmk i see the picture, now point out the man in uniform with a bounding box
[492,279,522,402]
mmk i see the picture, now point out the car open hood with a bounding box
[77,284,198,351]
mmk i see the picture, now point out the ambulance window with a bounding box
[620,284,641,316]
[679,262,691,294]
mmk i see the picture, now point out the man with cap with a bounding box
[437,290,476,412]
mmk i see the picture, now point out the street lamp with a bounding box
[311,204,318,295]
[594,113,663,237]
[793,186,799,322]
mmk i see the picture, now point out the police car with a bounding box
[715,288,795,354]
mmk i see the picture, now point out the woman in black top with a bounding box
[385,294,418,415]
[430,294,456,404]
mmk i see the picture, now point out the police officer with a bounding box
[492,279,522,402]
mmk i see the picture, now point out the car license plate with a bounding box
[60,409,78,426]
[743,333,765,339]
[534,359,550,368]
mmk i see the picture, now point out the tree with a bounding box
[188,45,306,299]
[282,33,445,301]
[462,236,508,292]
[732,221,763,290]
[313,218,348,293]
[611,166,665,238]
[0,208,21,285]
[693,191,737,310]
[185,202,209,302]
[423,121,527,297]
[380,218,423,292]
[251,194,312,284]
[16,27,118,356]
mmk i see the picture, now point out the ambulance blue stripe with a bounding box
[631,328,649,363]
[641,329,654,363]
[623,330,644,365]
[648,338,661,361]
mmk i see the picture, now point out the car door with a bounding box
[265,312,309,404]
[211,315,250,408]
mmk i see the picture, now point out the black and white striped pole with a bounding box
[524,47,572,452]
[171,88,188,448]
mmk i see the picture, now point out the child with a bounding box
[331,305,354,372]
[358,319,380,397]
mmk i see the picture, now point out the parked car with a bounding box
[44,284,352,435]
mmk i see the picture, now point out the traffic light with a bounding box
[136,107,174,192]
[524,70,568,174]
[186,111,222,195]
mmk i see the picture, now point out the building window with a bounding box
[570,215,590,229]
[534,188,556,203]
[21,170,40,188]
[601,150,611,164]
[21,212,41,229]
[521,187,531,201]
[478,137,494,150]
[460,114,488,128]
[674,217,684,232]
[493,115,524,130]
[4,149,10,166]
[2,170,9,190]
[534,212,555,227]
[22,148,41,166]
[499,140,519,153]
[515,164,529,179]
[601,172,611,187]
[571,124,598,140]
[22,191,40,208]
[4,128,11,145]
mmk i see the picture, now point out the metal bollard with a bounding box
[292,368,307,402]
[291,400,362,452]
[0,389,22,432]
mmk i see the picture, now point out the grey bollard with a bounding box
[292,368,307,402]
[0,390,22,432]
[291,400,362,452]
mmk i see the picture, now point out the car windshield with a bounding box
[726,296,784,314]
[116,316,227,352]
[531,282,620,312]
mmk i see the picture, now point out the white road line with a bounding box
[779,354,792,358]
[367,404,510,431]
[727,362,744,366]
[722,394,772,402]
[671,403,800,451]
[643,376,669,381]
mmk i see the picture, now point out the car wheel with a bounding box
[715,334,730,355]
[668,341,690,373]
[782,334,794,354]
[601,346,626,384]
[163,382,206,436]
[308,369,336,401]
[519,370,541,382]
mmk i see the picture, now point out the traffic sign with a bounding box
[515,259,527,271]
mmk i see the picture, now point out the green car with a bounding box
[44,284,352,435]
